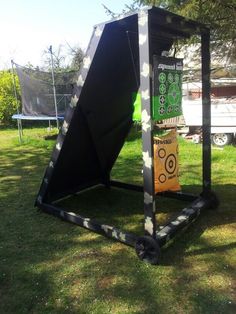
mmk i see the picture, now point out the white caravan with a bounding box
[181,81,236,146]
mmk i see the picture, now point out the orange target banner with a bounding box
[153,129,181,193]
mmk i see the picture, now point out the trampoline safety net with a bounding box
[15,63,77,117]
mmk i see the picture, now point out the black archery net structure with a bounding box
[36,7,219,265]
[15,63,77,117]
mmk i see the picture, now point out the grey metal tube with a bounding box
[49,46,59,130]
[11,60,23,143]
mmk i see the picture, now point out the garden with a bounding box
[0,126,235,313]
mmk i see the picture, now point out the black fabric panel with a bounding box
[46,106,102,201]
[81,21,139,174]
[37,7,207,203]
[44,16,139,201]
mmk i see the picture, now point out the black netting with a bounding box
[15,63,77,117]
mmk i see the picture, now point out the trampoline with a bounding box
[11,54,77,142]
[12,114,64,121]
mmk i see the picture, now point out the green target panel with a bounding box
[153,56,183,120]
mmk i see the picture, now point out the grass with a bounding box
[0,126,235,314]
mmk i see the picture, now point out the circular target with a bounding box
[167,105,173,113]
[159,106,165,115]
[158,148,166,159]
[159,72,166,83]
[175,73,179,83]
[159,174,167,183]
[165,154,176,174]
[168,83,181,106]
[168,73,173,83]
[159,84,166,94]
[159,95,166,105]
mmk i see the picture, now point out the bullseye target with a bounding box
[159,95,166,105]
[168,83,181,106]
[175,73,179,83]
[153,129,181,193]
[159,84,166,94]
[159,72,166,83]
[158,174,166,183]
[165,154,176,174]
[175,105,180,112]
[167,105,173,113]
[168,73,173,83]
[159,106,165,115]
[153,56,183,120]
[158,148,166,158]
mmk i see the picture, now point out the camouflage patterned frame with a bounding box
[36,7,218,260]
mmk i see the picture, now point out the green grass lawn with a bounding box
[0,126,235,314]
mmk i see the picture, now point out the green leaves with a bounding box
[134,0,236,44]
[0,71,21,124]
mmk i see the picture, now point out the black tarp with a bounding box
[36,7,207,203]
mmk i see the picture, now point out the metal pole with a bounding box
[49,46,59,130]
[11,60,23,143]
[138,11,157,238]
[201,30,211,197]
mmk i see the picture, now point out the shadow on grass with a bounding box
[0,132,235,313]
[44,134,58,141]
[0,147,51,207]
[117,123,142,143]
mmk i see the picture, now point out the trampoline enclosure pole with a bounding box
[11,60,23,143]
[49,46,59,130]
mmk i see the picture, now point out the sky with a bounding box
[0,0,135,69]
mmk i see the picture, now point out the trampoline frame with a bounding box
[11,54,73,143]
[12,114,64,143]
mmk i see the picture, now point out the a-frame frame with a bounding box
[36,7,218,264]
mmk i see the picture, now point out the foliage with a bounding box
[133,0,236,45]
[0,43,84,126]
[0,70,20,124]
[0,126,235,313]
[66,43,84,71]
[102,3,140,18]
[103,0,236,68]
[41,44,84,72]
[42,45,72,72]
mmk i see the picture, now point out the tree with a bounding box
[66,43,84,71]
[42,45,70,72]
[107,0,235,75]
[132,0,236,46]
[102,3,140,18]
[0,70,20,124]
[41,44,84,72]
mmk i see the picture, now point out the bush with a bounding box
[0,70,21,124]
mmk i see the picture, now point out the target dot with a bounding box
[159,174,167,183]
[165,154,177,174]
